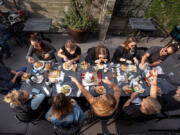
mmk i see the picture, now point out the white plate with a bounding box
[63,63,73,71]
[58,85,72,96]
[33,61,45,70]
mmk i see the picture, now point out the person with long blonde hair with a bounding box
[57,40,81,63]
[45,93,85,128]
[4,89,46,122]
[69,76,120,118]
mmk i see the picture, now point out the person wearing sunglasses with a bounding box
[139,43,178,68]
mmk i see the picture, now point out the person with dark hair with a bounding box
[69,76,121,118]
[4,90,47,122]
[26,33,56,64]
[139,43,178,68]
[57,40,81,63]
[111,37,139,63]
[85,45,110,65]
[45,93,85,128]
[0,63,26,91]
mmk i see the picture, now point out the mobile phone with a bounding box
[32,88,40,94]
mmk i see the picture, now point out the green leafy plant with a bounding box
[56,0,96,30]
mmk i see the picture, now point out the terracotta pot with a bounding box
[69,27,90,43]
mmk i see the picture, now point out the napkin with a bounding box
[42,86,50,96]
[59,71,65,82]
[76,86,89,97]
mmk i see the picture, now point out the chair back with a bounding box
[55,124,80,135]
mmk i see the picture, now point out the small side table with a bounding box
[129,18,156,42]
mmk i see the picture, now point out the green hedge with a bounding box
[145,0,180,33]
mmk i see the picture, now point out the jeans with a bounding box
[0,33,11,55]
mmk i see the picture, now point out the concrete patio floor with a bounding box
[1,34,180,135]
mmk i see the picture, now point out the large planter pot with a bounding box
[69,27,90,43]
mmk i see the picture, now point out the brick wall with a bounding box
[0,0,102,31]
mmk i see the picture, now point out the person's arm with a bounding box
[31,93,45,110]
[150,69,158,99]
[147,60,162,67]
[57,48,68,61]
[123,92,139,109]
[10,69,16,75]
[70,55,81,63]
[11,72,23,84]
[69,76,95,104]
[139,52,150,68]
[26,45,33,60]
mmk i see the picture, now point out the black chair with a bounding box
[54,124,81,135]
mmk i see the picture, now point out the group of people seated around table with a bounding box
[1,33,180,130]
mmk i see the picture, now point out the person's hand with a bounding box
[69,76,78,83]
[28,57,34,64]
[152,68,158,77]
[70,99,77,105]
[95,59,101,64]
[44,53,50,59]
[133,57,139,65]
[103,59,108,63]
[16,71,24,77]
[102,79,114,88]
[63,56,68,62]
[130,92,139,99]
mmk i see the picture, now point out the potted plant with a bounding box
[56,0,96,43]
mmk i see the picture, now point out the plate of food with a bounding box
[47,70,61,83]
[22,73,31,80]
[81,72,102,86]
[94,86,106,94]
[59,85,72,96]
[128,65,137,72]
[120,65,128,72]
[133,84,145,93]
[33,61,44,70]
[63,62,73,71]
[80,61,90,70]
[122,85,132,94]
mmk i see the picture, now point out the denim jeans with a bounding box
[0,33,11,55]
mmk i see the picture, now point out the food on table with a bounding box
[60,85,71,96]
[94,86,106,94]
[97,63,104,69]
[126,60,132,64]
[110,72,116,78]
[84,72,95,83]
[122,85,132,94]
[128,65,137,72]
[45,63,51,71]
[104,68,108,73]
[124,75,128,83]
[63,62,73,70]
[80,61,90,70]
[34,61,44,69]
[133,84,145,93]
[47,70,60,78]
[120,65,128,71]
[120,58,126,62]
[22,73,31,80]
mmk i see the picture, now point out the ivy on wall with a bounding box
[145,0,180,33]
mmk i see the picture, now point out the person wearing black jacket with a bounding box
[85,45,110,65]
[4,90,48,122]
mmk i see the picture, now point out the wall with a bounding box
[0,0,102,31]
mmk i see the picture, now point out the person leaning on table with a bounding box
[139,43,178,68]
[85,45,110,65]
[69,76,121,118]
[4,89,47,122]
[45,93,85,128]
[26,33,56,64]
[57,39,81,63]
[111,37,139,64]
[123,69,161,121]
